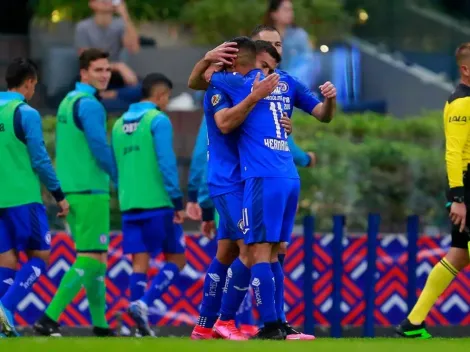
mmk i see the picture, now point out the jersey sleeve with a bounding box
[292,76,321,115]
[208,87,232,114]
[445,99,470,189]
[209,71,245,97]
[287,135,310,167]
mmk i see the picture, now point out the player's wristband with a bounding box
[50,187,65,202]
[172,197,184,211]
[202,207,215,222]
[188,190,198,203]
[448,187,465,203]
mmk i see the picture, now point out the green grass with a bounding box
[2,338,470,352]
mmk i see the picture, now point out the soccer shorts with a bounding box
[243,177,300,245]
[66,193,110,252]
[122,208,185,255]
[0,202,51,253]
[212,188,244,242]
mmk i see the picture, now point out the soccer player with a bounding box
[0,58,69,337]
[34,48,116,337]
[189,39,283,340]
[396,43,470,339]
[208,36,300,340]
[112,73,186,337]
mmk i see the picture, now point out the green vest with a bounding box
[112,109,173,211]
[56,91,109,193]
[0,100,42,207]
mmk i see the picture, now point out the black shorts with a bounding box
[450,166,470,249]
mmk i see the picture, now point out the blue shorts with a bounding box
[212,189,244,242]
[122,208,185,255]
[0,203,51,253]
[243,177,300,245]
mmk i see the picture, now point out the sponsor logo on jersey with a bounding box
[449,116,468,124]
[212,94,221,106]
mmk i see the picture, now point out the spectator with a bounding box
[75,0,142,111]
[264,0,318,88]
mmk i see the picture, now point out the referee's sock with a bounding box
[0,267,16,298]
[408,258,458,325]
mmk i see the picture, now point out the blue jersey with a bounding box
[203,85,243,197]
[210,69,299,180]
[275,69,321,117]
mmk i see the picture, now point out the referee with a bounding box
[396,43,470,339]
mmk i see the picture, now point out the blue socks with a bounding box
[278,254,286,267]
[0,267,16,298]
[197,258,229,328]
[271,261,287,322]
[130,272,147,301]
[1,258,46,312]
[251,262,277,324]
[141,262,180,306]
[235,291,255,326]
[219,258,251,321]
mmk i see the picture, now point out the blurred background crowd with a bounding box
[0,0,467,233]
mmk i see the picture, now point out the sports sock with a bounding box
[271,261,287,322]
[278,254,286,267]
[45,256,91,321]
[1,257,46,312]
[0,267,16,298]
[82,259,108,328]
[141,262,180,306]
[408,258,458,325]
[235,290,255,326]
[219,258,251,321]
[251,262,277,324]
[197,258,229,328]
[130,272,147,301]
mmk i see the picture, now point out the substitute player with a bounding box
[396,43,470,339]
[0,58,69,337]
[35,49,116,337]
[112,73,186,337]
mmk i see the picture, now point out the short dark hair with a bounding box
[142,73,173,99]
[5,58,38,89]
[79,48,109,70]
[228,36,257,65]
[250,25,279,39]
[255,40,282,64]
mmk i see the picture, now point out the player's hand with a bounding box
[201,221,216,238]
[319,81,336,99]
[173,210,185,224]
[251,72,280,101]
[204,63,223,83]
[204,42,239,66]
[307,151,317,167]
[57,199,70,218]
[186,202,202,221]
[450,202,467,232]
[280,112,292,135]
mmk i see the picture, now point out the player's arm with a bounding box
[287,135,315,167]
[188,42,238,90]
[77,98,118,184]
[151,115,184,212]
[293,77,336,123]
[17,107,65,203]
[212,73,280,134]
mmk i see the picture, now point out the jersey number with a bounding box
[269,102,287,139]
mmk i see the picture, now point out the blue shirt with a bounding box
[112,101,183,219]
[203,86,243,197]
[0,91,63,198]
[187,117,208,202]
[73,82,117,186]
[210,69,299,180]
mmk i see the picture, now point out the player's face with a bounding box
[23,77,38,101]
[156,88,171,111]
[257,30,283,56]
[256,52,278,76]
[89,0,114,14]
[272,0,294,26]
[81,58,112,91]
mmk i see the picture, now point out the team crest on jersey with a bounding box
[278,81,289,93]
[211,94,221,106]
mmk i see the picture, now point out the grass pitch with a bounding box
[2,338,470,352]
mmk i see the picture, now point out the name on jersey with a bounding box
[264,138,290,152]
[123,122,140,133]
[449,116,468,124]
